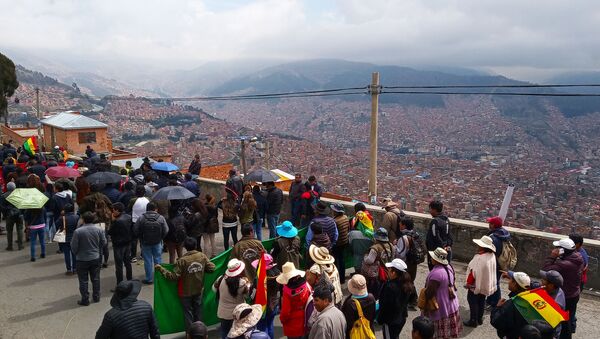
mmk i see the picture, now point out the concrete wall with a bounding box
[198,177,600,289]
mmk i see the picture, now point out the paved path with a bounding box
[1,226,599,338]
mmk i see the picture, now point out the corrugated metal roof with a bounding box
[41,113,108,130]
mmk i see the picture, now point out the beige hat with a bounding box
[276,262,305,284]
[347,274,368,295]
[382,199,398,209]
[429,247,449,265]
[228,303,263,338]
[309,245,335,265]
[472,235,496,252]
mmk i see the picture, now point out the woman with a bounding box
[56,204,79,275]
[164,202,185,264]
[187,198,208,251]
[227,303,269,339]
[252,254,281,338]
[422,247,462,339]
[277,262,312,339]
[238,191,256,226]
[271,221,301,270]
[252,185,267,241]
[362,228,395,299]
[26,174,45,193]
[309,245,343,306]
[378,259,413,339]
[464,235,497,328]
[95,197,112,268]
[75,174,91,206]
[203,194,219,257]
[25,207,46,262]
[342,274,376,339]
[214,259,252,339]
[218,188,239,250]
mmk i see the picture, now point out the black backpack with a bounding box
[170,216,187,244]
[142,214,163,245]
[404,230,427,264]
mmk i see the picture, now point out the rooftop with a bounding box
[41,112,108,130]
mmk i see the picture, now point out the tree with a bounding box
[0,53,19,125]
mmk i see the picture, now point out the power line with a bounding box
[383,84,600,89]
[381,90,600,97]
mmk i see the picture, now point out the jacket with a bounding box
[216,276,251,320]
[488,227,510,258]
[491,299,528,339]
[466,252,497,296]
[133,211,169,246]
[362,242,395,279]
[95,297,159,339]
[308,304,346,339]
[334,215,350,247]
[306,215,339,247]
[377,277,409,325]
[0,190,21,218]
[342,294,376,338]
[56,212,80,243]
[71,223,107,261]
[280,281,312,337]
[158,250,215,297]
[272,236,301,269]
[426,215,453,250]
[108,213,133,246]
[49,191,73,221]
[289,181,306,202]
[542,251,584,298]
[253,190,267,219]
[266,186,283,215]
[230,236,265,279]
[226,175,243,198]
[381,208,403,242]
[183,180,199,197]
[188,159,202,175]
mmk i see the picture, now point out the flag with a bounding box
[254,251,268,316]
[354,210,374,238]
[23,136,37,156]
[512,287,569,328]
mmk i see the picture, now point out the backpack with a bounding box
[172,219,187,244]
[142,214,163,245]
[349,299,376,339]
[276,237,301,268]
[404,230,427,264]
[498,240,518,271]
[392,210,406,239]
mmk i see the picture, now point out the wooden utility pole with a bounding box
[368,72,380,204]
[240,139,248,176]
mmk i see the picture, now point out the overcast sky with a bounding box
[1,0,599,80]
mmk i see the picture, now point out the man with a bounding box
[2,157,17,181]
[225,169,243,201]
[330,202,349,284]
[486,215,511,309]
[95,280,160,339]
[381,199,404,242]
[156,237,216,333]
[187,321,208,339]
[265,181,283,238]
[71,211,107,306]
[134,202,169,284]
[27,159,47,182]
[129,185,150,263]
[306,175,324,197]
[1,182,23,250]
[102,183,121,204]
[425,200,452,270]
[85,145,97,159]
[540,270,566,338]
[289,173,306,226]
[108,202,133,286]
[306,201,338,248]
[569,233,588,291]
[124,160,134,174]
[188,154,202,176]
[183,173,200,197]
[230,223,266,279]
[308,284,346,339]
[95,153,112,172]
[118,181,136,207]
[542,238,584,339]
[491,271,531,339]
[411,316,434,339]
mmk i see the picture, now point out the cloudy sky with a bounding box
[1,0,599,79]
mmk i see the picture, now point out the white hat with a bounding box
[276,262,305,285]
[385,258,408,272]
[552,238,575,250]
[472,235,496,252]
[228,303,263,338]
[428,247,449,265]
[508,271,531,289]
[309,245,335,265]
[225,259,245,277]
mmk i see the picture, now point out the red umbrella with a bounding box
[45,166,81,179]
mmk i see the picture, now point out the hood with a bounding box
[490,227,511,240]
[55,191,69,198]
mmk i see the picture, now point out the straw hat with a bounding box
[429,247,449,265]
[347,274,368,295]
[309,245,335,265]
[276,262,305,284]
[228,303,263,338]
[472,235,496,252]
[225,259,245,277]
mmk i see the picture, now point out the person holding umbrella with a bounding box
[6,187,49,261]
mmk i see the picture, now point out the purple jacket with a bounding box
[543,251,584,298]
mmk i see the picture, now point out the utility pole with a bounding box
[240,139,247,176]
[35,87,42,147]
[266,139,271,170]
[368,72,380,205]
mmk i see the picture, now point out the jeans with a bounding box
[291,200,302,227]
[220,319,233,339]
[59,242,76,272]
[6,215,23,249]
[141,242,163,282]
[333,245,347,284]
[467,290,486,323]
[181,295,203,331]
[29,227,46,259]
[253,217,263,241]
[77,258,101,302]
[113,244,132,284]
[222,226,238,251]
[266,214,280,239]
[486,269,503,308]
[560,295,580,339]
[45,212,55,243]
[257,305,278,339]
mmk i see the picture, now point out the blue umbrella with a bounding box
[151,162,179,172]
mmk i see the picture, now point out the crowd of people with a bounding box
[0,144,590,339]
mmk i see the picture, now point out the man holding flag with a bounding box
[491,271,532,339]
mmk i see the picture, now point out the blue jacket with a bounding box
[488,227,510,258]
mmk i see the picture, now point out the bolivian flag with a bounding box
[23,136,37,156]
[512,287,569,328]
[254,251,268,316]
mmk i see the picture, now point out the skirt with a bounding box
[433,310,462,339]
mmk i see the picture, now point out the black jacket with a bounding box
[49,192,73,220]
[108,213,133,246]
[56,212,80,243]
[28,164,47,181]
[377,278,410,326]
[253,190,268,218]
[491,299,528,339]
[426,215,453,250]
[266,186,283,215]
[95,297,159,339]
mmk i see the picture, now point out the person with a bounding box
[531,320,555,339]
[156,237,216,333]
[48,181,74,243]
[118,181,136,206]
[214,259,252,339]
[239,190,257,226]
[188,154,202,176]
[362,228,395,299]
[422,248,462,339]
[95,196,113,268]
[542,238,584,339]
[306,175,324,196]
[306,201,338,248]
[187,198,208,251]
[218,188,239,250]
[56,203,79,275]
[102,183,121,204]
[227,303,269,339]
[289,173,306,227]
[463,235,497,327]
[75,175,91,205]
[265,181,283,239]
[395,216,421,309]
[300,185,320,228]
[129,185,150,263]
[271,220,302,269]
[426,200,453,271]
[491,271,531,339]
[183,173,200,197]
[108,202,133,285]
[1,182,23,250]
[277,262,312,339]
[252,185,267,241]
[309,244,343,305]
[540,270,566,337]
[203,194,219,257]
[165,204,186,264]
[2,157,17,180]
[225,169,243,200]
[24,207,46,262]
[230,223,265,280]
[71,211,107,306]
[308,284,347,339]
[412,316,435,339]
[381,199,404,242]
[251,254,281,338]
[341,274,376,339]
[331,202,349,284]
[308,221,331,251]
[378,259,413,339]
[95,280,160,339]
[569,233,588,293]
[134,202,169,284]
[187,321,208,339]
[348,206,374,275]
[485,215,511,310]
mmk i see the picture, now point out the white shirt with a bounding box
[132,197,150,222]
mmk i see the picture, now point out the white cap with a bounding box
[552,238,575,250]
[508,271,531,289]
[385,258,407,272]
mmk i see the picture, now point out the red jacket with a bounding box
[280,282,312,337]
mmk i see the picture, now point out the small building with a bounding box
[41,112,110,155]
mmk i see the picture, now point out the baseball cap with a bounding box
[486,216,503,228]
[385,258,407,272]
[539,270,564,288]
[188,321,208,337]
[508,271,531,289]
[552,238,575,250]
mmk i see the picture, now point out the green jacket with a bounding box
[158,250,215,297]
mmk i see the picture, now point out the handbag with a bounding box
[349,299,376,339]
[417,287,439,312]
[53,216,67,243]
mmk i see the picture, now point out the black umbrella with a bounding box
[244,169,279,183]
[85,171,122,186]
[152,186,196,201]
